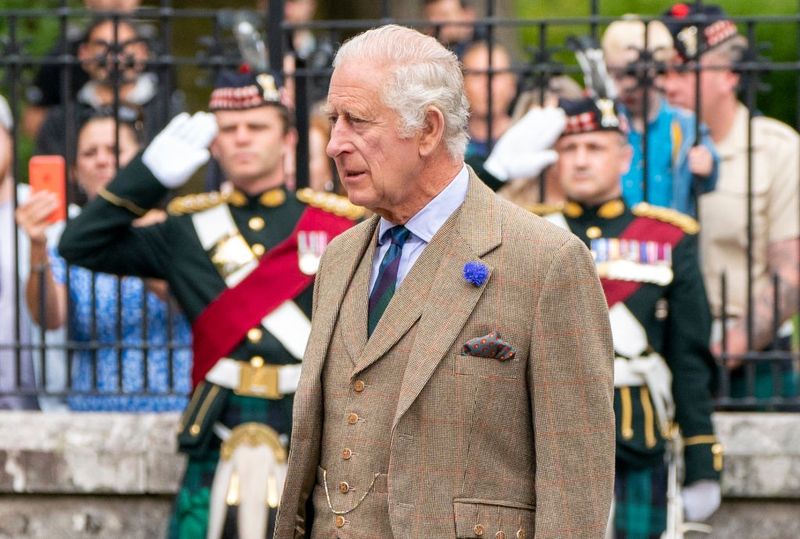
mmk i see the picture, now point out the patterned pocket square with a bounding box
[462,331,516,361]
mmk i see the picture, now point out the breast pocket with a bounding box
[454,354,523,380]
[453,499,535,539]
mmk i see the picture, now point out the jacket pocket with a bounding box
[454,354,523,380]
[453,498,535,538]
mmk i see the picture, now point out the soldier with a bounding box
[495,97,722,537]
[58,70,362,538]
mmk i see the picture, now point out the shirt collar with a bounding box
[377,164,469,244]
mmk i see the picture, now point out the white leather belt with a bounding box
[614,355,674,432]
[206,358,302,399]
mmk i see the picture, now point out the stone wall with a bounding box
[0,412,798,538]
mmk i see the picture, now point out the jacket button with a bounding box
[347,412,359,425]
[342,448,352,460]
[353,380,366,393]
[250,355,265,368]
[247,328,263,342]
[516,529,526,539]
[248,216,265,231]
[496,532,506,539]
[334,515,345,528]
[473,524,484,536]
[338,481,350,494]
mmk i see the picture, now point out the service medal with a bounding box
[297,230,328,275]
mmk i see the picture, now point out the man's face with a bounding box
[325,61,423,215]
[211,106,291,188]
[424,0,474,45]
[554,130,632,206]
[662,51,737,114]
[79,21,148,84]
[463,46,516,121]
[606,48,649,117]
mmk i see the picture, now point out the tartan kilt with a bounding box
[613,459,668,539]
[167,393,294,539]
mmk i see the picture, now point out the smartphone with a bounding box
[29,155,67,223]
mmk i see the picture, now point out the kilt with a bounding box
[613,459,668,539]
[167,393,293,539]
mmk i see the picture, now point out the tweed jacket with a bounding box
[275,171,616,538]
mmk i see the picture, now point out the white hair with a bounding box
[333,24,470,160]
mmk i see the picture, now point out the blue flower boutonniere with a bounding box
[463,261,489,287]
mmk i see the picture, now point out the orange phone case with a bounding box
[28,155,67,223]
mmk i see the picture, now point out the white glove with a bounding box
[142,111,218,188]
[483,107,566,181]
[683,480,721,522]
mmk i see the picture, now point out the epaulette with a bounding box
[632,202,699,234]
[167,190,247,216]
[296,188,365,220]
[525,202,563,217]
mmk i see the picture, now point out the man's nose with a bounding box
[574,146,589,166]
[234,125,250,144]
[327,120,348,158]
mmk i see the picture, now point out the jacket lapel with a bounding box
[352,211,459,375]
[338,227,376,364]
[392,171,502,430]
[302,216,378,380]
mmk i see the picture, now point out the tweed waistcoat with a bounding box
[311,219,452,538]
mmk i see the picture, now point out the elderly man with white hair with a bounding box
[275,24,616,538]
[602,17,718,217]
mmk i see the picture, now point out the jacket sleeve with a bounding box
[58,154,174,279]
[529,235,616,538]
[665,232,721,485]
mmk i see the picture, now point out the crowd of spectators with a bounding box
[0,0,798,412]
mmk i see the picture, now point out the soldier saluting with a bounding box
[58,69,361,538]
[488,97,722,538]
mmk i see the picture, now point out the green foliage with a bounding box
[515,0,799,126]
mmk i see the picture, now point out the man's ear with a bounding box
[283,127,298,156]
[419,106,446,158]
[209,138,220,160]
[619,140,634,177]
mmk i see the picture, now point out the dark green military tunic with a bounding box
[534,198,722,538]
[58,155,359,538]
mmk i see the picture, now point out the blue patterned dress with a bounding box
[50,248,192,411]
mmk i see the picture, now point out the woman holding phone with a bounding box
[15,109,191,411]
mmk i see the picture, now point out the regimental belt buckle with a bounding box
[236,364,281,400]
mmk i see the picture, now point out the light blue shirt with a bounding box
[369,165,469,293]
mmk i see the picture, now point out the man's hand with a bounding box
[15,191,58,246]
[711,322,748,370]
[688,145,714,177]
[683,480,721,521]
[484,107,565,181]
[142,112,219,188]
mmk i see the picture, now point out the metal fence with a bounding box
[0,1,799,411]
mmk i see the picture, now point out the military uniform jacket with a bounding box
[58,155,359,455]
[536,199,722,485]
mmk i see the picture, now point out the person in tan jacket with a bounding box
[275,24,616,539]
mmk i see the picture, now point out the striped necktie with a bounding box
[367,225,411,337]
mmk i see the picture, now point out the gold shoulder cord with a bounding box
[632,202,700,234]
